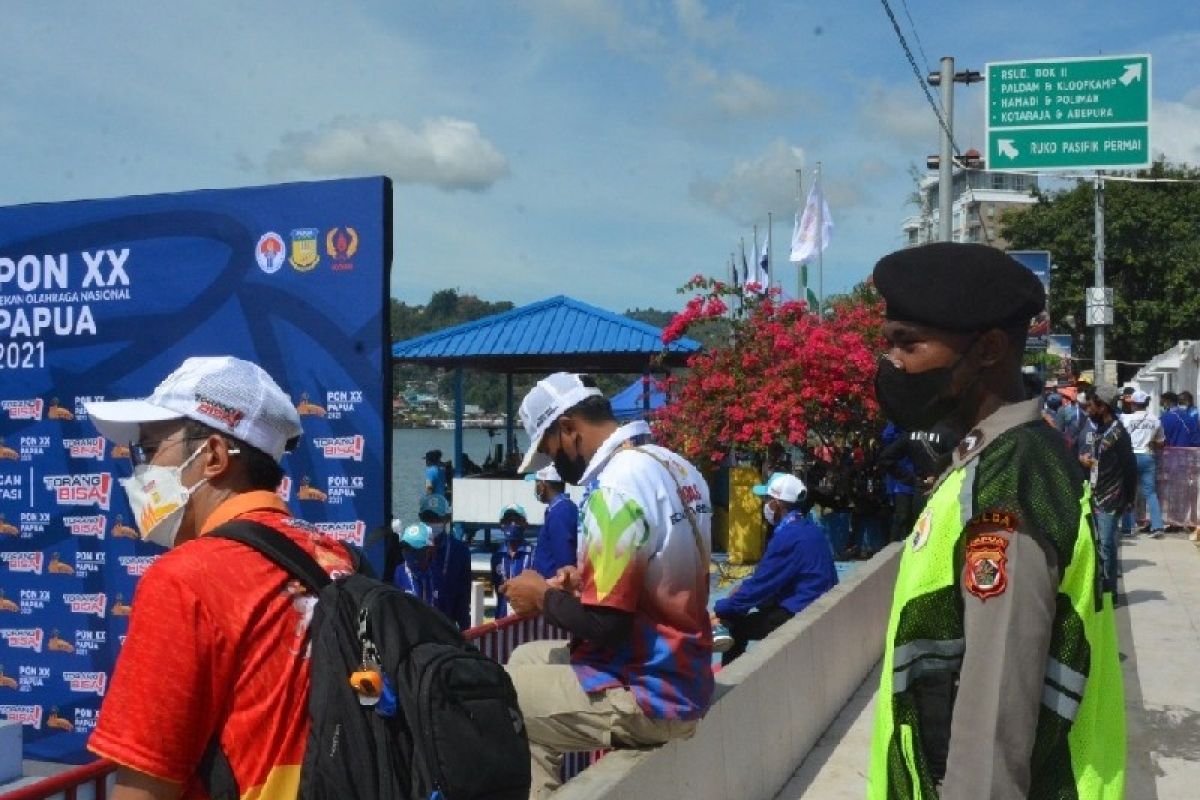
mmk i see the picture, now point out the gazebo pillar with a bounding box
[505,373,516,465]
[454,367,464,477]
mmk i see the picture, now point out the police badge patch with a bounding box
[964,533,1009,601]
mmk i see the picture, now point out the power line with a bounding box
[898,0,933,77]
[878,0,995,245]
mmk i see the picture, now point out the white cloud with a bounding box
[519,0,663,54]
[670,59,782,118]
[266,117,510,192]
[673,0,736,47]
[1152,99,1200,166]
[689,139,805,224]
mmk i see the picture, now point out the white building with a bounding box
[902,151,1040,248]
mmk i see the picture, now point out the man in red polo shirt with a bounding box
[84,356,353,800]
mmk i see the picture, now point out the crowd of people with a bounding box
[79,242,1135,800]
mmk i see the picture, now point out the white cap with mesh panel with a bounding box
[84,356,304,463]
[516,373,604,474]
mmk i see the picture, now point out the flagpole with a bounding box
[766,212,773,293]
[816,162,824,316]
[794,168,803,303]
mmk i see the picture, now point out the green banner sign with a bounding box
[985,54,1151,171]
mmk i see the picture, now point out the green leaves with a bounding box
[1000,162,1200,374]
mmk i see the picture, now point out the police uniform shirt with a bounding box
[925,398,1067,798]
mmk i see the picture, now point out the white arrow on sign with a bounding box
[998,139,1020,159]
[1119,63,1143,86]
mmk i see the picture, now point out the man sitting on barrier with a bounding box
[712,472,838,665]
[499,372,713,799]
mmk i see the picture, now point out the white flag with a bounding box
[790,182,833,263]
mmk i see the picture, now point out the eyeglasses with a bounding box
[130,435,206,467]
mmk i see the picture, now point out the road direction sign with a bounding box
[986,55,1151,171]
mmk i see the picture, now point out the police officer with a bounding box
[867,243,1125,799]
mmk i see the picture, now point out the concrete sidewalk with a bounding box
[774,532,1200,799]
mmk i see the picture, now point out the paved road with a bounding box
[775,532,1200,799]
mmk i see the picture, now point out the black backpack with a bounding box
[204,520,531,800]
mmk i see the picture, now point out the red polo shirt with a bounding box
[89,491,353,799]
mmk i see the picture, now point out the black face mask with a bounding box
[874,344,976,433]
[552,428,589,485]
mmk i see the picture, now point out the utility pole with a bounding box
[928,59,983,242]
[936,56,955,242]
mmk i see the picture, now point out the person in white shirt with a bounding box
[1120,389,1166,537]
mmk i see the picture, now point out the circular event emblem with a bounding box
[910,507,933,551]
[256,232,286,275]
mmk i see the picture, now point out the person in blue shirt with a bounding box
[1161,391,1200,447]
[424,449,447,496]
[712,472,838,665]
[418,493,472,629]
[526,464,579,578]
[391,521,438,605]
[491,504,533,618]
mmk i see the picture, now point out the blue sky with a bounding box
[1,1,1197,314]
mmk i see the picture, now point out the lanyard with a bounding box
[403,562,436,604]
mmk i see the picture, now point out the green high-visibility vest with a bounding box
[868,441,1125,799]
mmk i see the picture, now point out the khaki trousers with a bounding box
[506,640,698,799]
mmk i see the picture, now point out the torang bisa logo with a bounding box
[64,514,106,540]
[315,520,366,546]
[118,555,157,577]
[43,473,113,510]
[0,704,43,729]
[1,552,44,575]
[0,399,43,421]
[62,437,105,461]
[313,435,364,461]
[62,671,106,697]
[62,593,106,619]
[0,628,44,653]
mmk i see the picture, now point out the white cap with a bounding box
[1131,389,1150,404]
[752,472,807,504]
[516,373,603,473]
[85,356,303,463]
[524,463,561,482]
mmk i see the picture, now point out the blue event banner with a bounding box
[0,177,392,761]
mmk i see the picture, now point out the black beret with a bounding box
[872,243,1045,332]
[424,449,442,461]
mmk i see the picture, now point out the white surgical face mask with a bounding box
[120,442,219,548]
[763,502,779,526]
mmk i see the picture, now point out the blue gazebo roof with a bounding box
[391,295,700,373]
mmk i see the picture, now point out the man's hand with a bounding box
[546,565,581,595]
[1079,454,1095,470]
[500,569,551,617]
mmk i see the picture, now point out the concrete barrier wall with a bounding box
[555,542,902,800]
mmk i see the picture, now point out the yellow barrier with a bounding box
[727,465,765,564]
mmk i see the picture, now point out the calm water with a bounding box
[391,427,530,525]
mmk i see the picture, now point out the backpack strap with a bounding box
[195,519,331,800]
[630,445,710,565]
[208,519,332,592]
